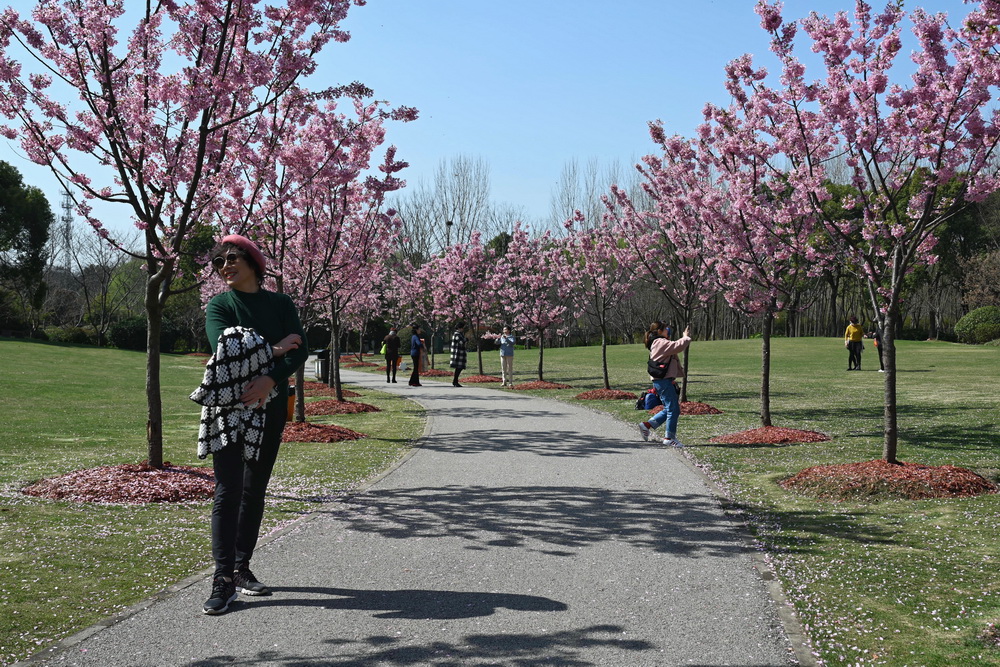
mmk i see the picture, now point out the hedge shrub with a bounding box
[954,306,1000,344]
[43,326,93,345]
[108,316,179,352]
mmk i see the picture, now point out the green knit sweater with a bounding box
[205,288,308,399]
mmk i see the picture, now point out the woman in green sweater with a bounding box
[202,234,308,615]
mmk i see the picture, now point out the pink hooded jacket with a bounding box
[648,335,692,380]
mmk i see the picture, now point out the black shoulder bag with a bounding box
[647,355,674,379]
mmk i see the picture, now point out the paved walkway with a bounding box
[26,370,803,666]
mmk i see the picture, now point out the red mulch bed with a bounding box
[185,353,210,358]
[22,463,215,504]
[576,389,638,400]
[709,426,831,445]
[463,375,503,383]
[301,381,325,390]
[301,386,361,398]
[512,381,573,390]
[298,381,361,398]
[781,459,999,501]
[304,399,380,415]
[283,421,366,442]
[645,401,724,416]
[682,401,723,415]
[342,362,379,368]
[420,369,452,377]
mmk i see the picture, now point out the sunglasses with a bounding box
[212,252,242,269]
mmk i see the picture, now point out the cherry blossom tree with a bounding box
[424,232,498,374]
[676,128,824,428]
[494,223,581,381]
[742,0,1000,461]
[0,0,367,467]
[563,212,637,390]
[404,256,445,368]
[606,181,718,402]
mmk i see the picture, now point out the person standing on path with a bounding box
[638,321,692,447]
[450,322,468,387]
[408,325,424,386]
[382,329,401,383]
[844,315,864,370]
[498,325,516,387]
[199,235,307,615]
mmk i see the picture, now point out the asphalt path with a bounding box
[24,369,803,666]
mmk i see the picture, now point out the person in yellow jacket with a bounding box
[844,315,864,370]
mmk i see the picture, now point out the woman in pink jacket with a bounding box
[638,321,692,447]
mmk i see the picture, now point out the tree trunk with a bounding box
[760,312,773,428]
[429,328,436,369]
[330,305,344,401]
[600,320,610,390]
[825,270,840,336]
[294,365,306,422]
[680,347,690,403]
[881,308,899,463]
[145,294,164,469]
[536,327,545,381]
[475,316,484,375]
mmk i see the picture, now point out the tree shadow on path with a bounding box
[322,484,895,559]
[415,428,640,458]
[190,623,656,667]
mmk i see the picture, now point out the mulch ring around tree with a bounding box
[645,401,724,416]
[303,399,380,415]
[463,375,503,383]
[21,462,215,504]
[283,421,366,443]
[709,426,830,445]
[299,384,361,398]
[780,459,999,501]
[420,369,452,377]
[512,381,573,390]
[341,362,379,368]
[576,389,638,400]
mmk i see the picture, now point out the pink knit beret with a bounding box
[221,234,266,274]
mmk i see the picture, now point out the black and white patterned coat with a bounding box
[449,330,467,370]
[190,326,278,461]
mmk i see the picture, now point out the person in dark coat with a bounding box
[408,325,424,386]
[449,321,468,387]
[383,329,401,383]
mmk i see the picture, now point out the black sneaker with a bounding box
[234,564,271,596]
[203,575,237,615]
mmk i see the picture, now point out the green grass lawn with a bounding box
[2,337,999,666]
[375,338,1000,666]
[0,339,423,667]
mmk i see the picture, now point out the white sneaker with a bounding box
[662,437,684,448]
[638,422,651,441]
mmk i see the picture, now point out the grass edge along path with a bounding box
[354,338,1000,667]
[0,339,424,667]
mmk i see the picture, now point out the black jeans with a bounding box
[847,341,863,369]
[385,354,398,381]
[211,397,285,578]
[409,354,421,384]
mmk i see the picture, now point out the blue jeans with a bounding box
[647,378,680,438]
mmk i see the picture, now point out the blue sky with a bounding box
[2,0,970,232]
